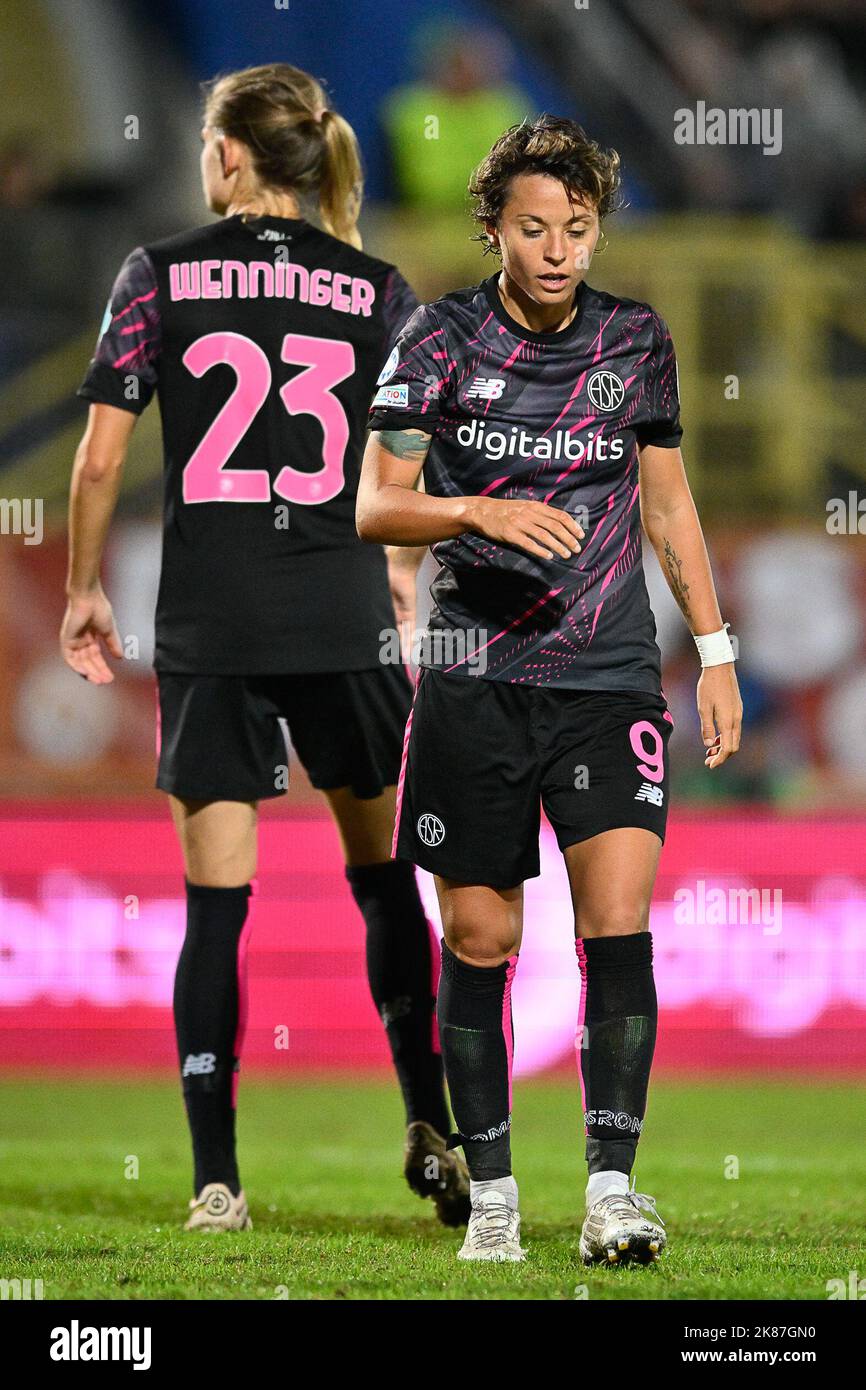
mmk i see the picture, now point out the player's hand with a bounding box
[698,664,743,768]
[60,587,123,684]
[468,496,584,561]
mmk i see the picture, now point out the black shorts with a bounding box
[156,667,413,802]
[393,668,674,888]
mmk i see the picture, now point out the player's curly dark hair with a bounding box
[469,114,624,255]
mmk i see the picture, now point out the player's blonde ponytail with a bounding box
[204,64,364,250]
[317,108,363,250]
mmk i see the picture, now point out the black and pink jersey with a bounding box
[367,273,683,693]
[78,214,417,674]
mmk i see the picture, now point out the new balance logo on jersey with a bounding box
[634,782,664,806]
[182,1052,216,1077]
[465,376,506,400]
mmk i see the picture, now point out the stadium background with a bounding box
[2,0,865,1086]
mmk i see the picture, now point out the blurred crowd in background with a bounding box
[1,0,865,808]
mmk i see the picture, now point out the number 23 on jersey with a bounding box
[181,331,354,506]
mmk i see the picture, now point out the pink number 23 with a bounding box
[182,331,355,505]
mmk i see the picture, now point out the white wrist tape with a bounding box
[694,622,735,667]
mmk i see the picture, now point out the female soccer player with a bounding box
[60,64,468,1232]
[359,114,742,1265]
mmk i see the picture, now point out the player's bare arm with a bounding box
[385,543,425,635]
[639,442,743,770]
[61,402,136,684]
[359,427,585,561]
[383,462,428,628]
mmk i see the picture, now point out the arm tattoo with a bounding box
[663,537,693,623]
[376,429,432,468]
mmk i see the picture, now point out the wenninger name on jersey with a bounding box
[167,259,377,313]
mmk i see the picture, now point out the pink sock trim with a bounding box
[574,937,588,1117]
[428,915,442,1055]
[502,955,518,1111]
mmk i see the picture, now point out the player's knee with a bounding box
[183,839,255,888]
[442,921,519,966]
[576,907,650,939]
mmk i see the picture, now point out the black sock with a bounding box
[173,881,252,1197]
[345,860,450,1138]
[576,932,657,1177]
[437,941,517,1180]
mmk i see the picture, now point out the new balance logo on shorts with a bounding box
[634,781,664,806]
[182,1052,216,1077]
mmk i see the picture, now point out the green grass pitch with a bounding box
[1,1075,862,1300]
